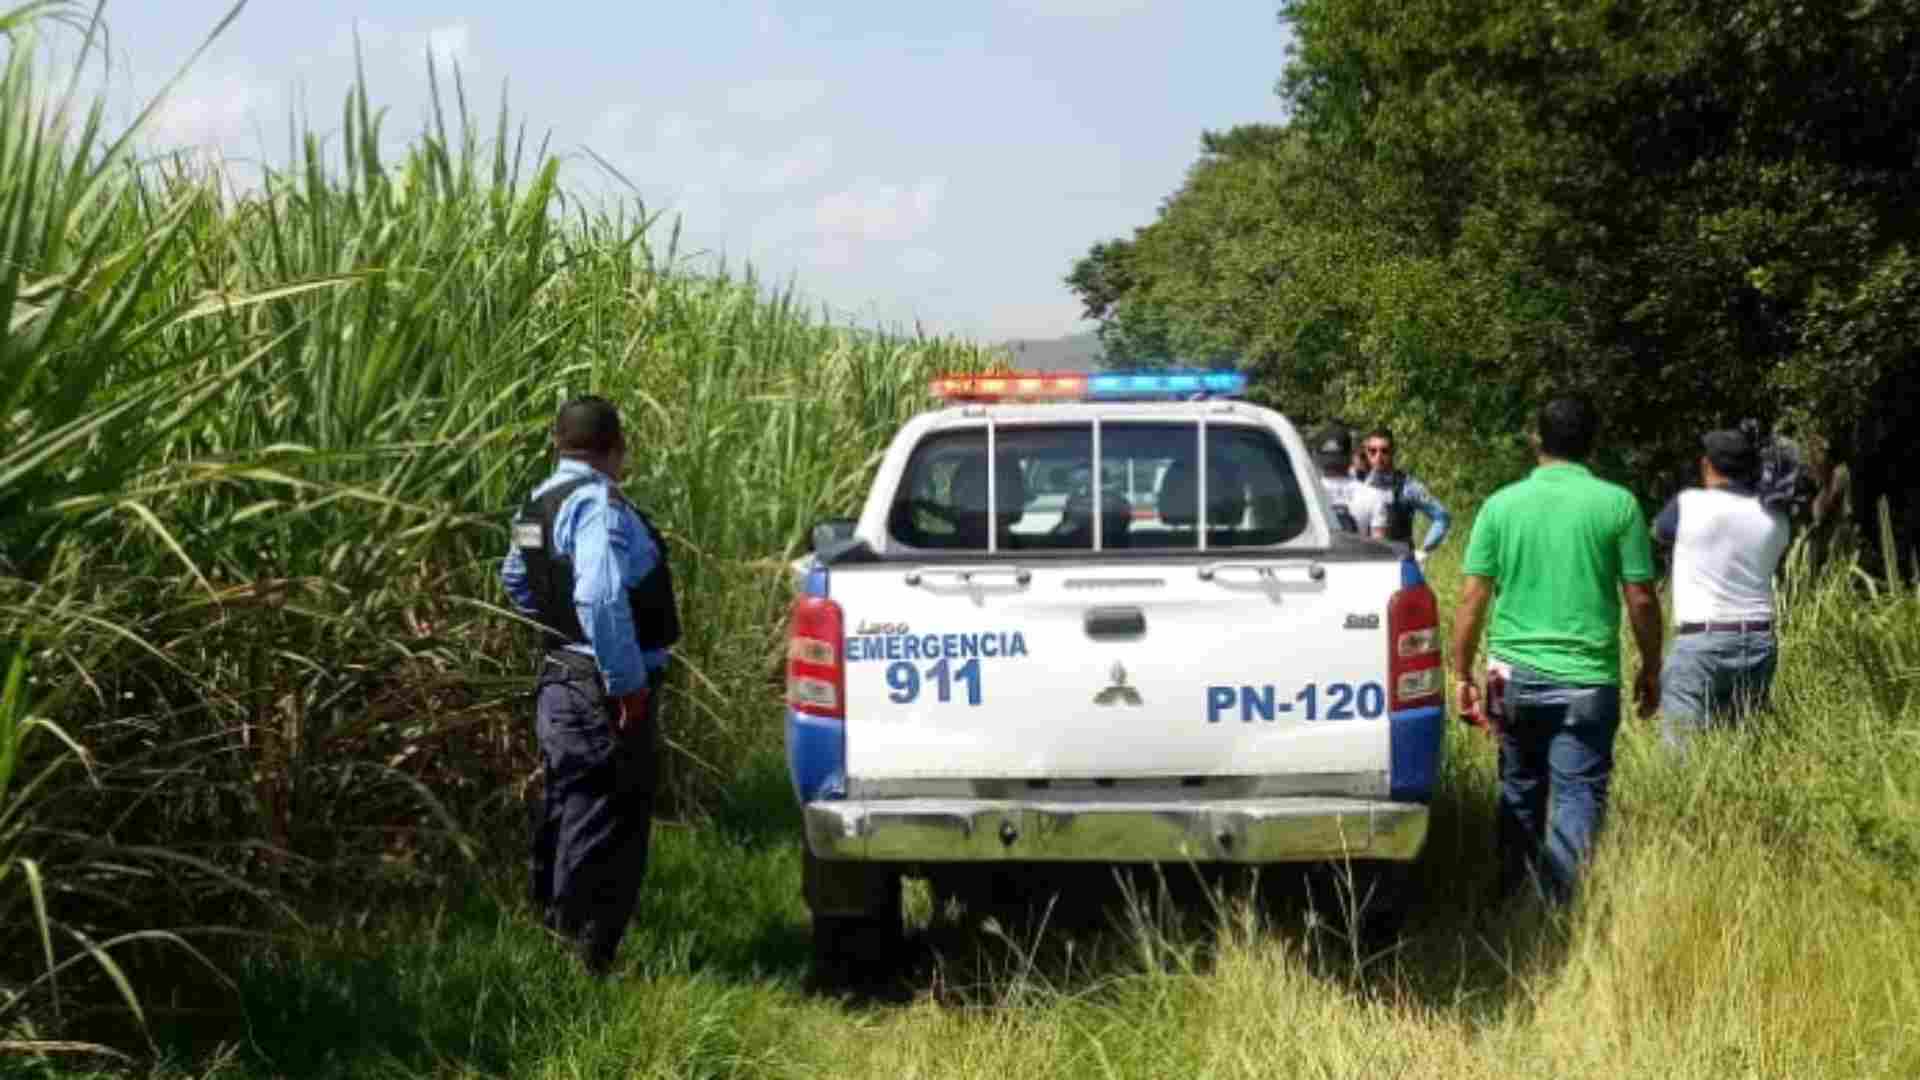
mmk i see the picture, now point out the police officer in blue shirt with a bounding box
[1358,427,1453,564]
[501,396,680,976]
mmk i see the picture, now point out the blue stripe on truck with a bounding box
[787,558,847,802]
[787,708,847,802]
[1388,705,1446,802]
[1400,552,1426,589]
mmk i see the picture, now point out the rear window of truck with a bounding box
[886,422,1311,552]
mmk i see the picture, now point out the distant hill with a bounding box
[1000,331,1104,373]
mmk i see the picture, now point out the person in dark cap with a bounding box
[1312,424,1383,536]
[500,395,681,975]
[1650,426,1790,752]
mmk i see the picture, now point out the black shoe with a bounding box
[576,941,616,979]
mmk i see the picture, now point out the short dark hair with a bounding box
[1537,396,1599,460]
[1702,429,1759,483]
[553,395,624,455]
[1365,427,1395,447]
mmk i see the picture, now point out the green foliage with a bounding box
[25,548,1908,1079]
[1067,0,1920,500]
[0,0,998,1051]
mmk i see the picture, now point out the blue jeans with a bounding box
[1660,630,1777,751]
[1495,664,1621,907]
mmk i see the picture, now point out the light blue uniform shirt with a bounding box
[500,459,669,695]
[1365,470,1453,552]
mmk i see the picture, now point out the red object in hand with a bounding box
[1455,668,1506,737]
[615,688,651,735]
[1481,666,1507,737]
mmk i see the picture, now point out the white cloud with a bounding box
[726,78,828,120]
[585,103,837,217]
[588,105,639,145]
[815,179,942,240]
[655,110,702,147]
[756,136,833,191]
[990,300,1092,341]
[898,247,945,275]
[807,178,944,268]
[150,70,277,150]
[427,23,471,66]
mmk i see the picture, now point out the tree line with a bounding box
[1067,0,1920,559]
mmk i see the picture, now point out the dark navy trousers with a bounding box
[529,653,657,972]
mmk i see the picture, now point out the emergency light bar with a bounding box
[931,369,1248,402]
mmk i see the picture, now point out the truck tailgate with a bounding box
[830,556,1402,781]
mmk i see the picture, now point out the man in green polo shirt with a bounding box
[1450,395,1664,907]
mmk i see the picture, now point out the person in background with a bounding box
[1808,434,1854,565]
[501,396,681,976]
[1652,427,1791,752]
[1451,396,1663,907]
[1358,428,1452,565]
[1313,424,1384,536]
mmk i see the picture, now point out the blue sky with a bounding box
[95,1,1292,342]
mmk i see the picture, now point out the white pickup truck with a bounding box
[784,370,1445,986]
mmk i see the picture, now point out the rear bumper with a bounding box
[803,796,1428,864]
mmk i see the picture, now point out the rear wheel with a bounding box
[803,848,903,993]
[810,910,902,991]
[1306,858,1419,944]
[1259,857,1420,946]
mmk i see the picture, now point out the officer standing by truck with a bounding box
[501,395,681,976]
[1358,427,1453,564]
[1312,424,1384,536]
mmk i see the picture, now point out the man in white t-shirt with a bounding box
[1651,427,1791,750]
[1312,425,1385,538]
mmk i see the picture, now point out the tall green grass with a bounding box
[1,0,995,1047]
[50,542,1895,1080]
[4,2,1918,1073]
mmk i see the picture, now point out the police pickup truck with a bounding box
[784,370,1445,985]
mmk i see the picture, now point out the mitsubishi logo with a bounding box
[1093,661,1143,707]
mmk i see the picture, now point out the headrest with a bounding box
[1157,458,1247,527]
[1062,488,1134,537]
[949,454,1026,526]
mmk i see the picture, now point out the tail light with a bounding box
[787,595,845,719]
[1387,582,1443,710]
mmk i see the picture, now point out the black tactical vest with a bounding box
[512,474,681,654]
[1379,472,1414,544]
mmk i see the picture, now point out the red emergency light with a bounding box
[931,369,1247,402]
[932,373,1088,401]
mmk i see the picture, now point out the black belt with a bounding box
[1677,620,1773,635]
